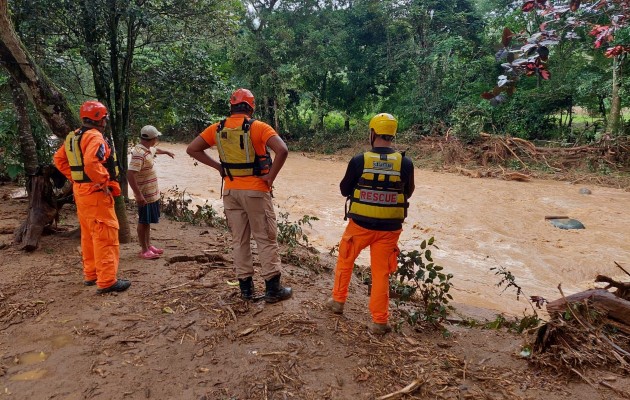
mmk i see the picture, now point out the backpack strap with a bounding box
[242,117,255,132]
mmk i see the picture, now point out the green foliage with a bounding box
[483,314,540,333]
[0,90,55,181]
[490,264,543,330]
[276,212,319,249]
[160,187,226,228]
[5,0,625,167]
[491,265,524,299]
[390,238,454,326]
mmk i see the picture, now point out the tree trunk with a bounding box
[76,0,133,243]
[273,97,279,133]
[0,0,78,138]
[1,2,74,250]
[9,77,37,176]
[606,55,623,136]
[9,77,58,251]
[13,169,58,251]
[598,95,607,119]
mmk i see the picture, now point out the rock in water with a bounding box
[549,218,585,230]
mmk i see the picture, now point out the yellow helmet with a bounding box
[369,113,397,136]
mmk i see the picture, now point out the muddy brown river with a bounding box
[142,142,630,316]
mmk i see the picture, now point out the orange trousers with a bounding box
[332,219,401,324]
[75,189,120,289]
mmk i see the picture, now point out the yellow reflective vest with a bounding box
[215,118,271,180]
[346,151,408,223]
[64,127,119,183]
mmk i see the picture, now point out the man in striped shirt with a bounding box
[128,125,175,259]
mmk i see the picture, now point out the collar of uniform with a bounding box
[137,143,151,152]
[371,147,395,154]
[229,113,250,118]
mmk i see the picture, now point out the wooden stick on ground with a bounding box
[600,380,630,399]
[571,368,596,389]
[376,378,425,400]
[158,281,192,293]
[615,261,630,278]
[500,139,528,169]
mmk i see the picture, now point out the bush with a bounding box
[390,237,454,326]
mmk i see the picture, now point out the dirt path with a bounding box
[155,143,630,317]
[1,179,628,399]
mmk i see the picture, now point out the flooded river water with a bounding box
[143,142,630,316]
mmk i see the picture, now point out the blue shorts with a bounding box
[138,201,160,224]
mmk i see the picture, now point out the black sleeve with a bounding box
[402,156,415,198]
[339,154,363,197]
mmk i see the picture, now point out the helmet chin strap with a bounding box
[370,131,376,147]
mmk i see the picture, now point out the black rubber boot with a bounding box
[238,277,254,300]
[96,279,131,294]
[264,274,292,303]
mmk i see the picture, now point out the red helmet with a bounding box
[229,88,255,109]
[79,100,108,121]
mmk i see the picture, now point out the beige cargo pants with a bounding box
[223,189,281,280]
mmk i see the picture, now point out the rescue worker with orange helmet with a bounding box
[187,88,292,303]
[53,100,131,294]
[326,113,415,334]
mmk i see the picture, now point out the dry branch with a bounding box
[376,378,425,400]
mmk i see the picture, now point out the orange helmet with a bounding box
[229,88,255,110]
[79,100,108,121]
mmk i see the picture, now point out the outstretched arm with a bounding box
[156,148,175,158]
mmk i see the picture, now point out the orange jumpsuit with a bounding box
[331,147,414,324]
[53,129,121,290]
[332,220,401,323]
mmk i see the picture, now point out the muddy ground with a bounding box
[1,178,629,400]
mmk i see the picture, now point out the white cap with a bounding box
[140,125,162,139]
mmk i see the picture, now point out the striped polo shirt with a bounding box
[128,143,160,203]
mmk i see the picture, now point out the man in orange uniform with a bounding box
[187,88,292,303]
[326,113,414,334]
[53,100,131,294]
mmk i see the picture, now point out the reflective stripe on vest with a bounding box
[346,151,407,224]
[64,128,91,183]
[215,118,271,180]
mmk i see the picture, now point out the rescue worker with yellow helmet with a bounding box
[53,100,131,294]
[326,113,415,334]
[187,88,292,303]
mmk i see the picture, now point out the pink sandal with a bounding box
[149,245,164,255]
[139,249,160,259]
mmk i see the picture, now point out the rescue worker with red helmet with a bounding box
[326,113,415,334]
[187,88,292,303]
[53,100,131,294]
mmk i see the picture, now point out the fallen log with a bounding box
[546,288,630,329]
[595,275,630,300]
